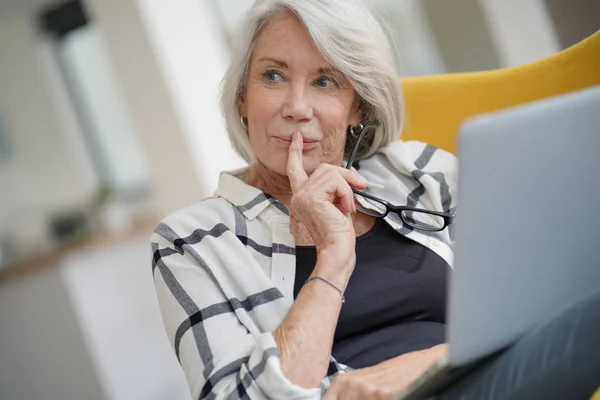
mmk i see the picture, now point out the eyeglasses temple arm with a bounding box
[345,122,379,169]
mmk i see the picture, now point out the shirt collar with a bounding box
[214,166,384,221]
[214,169,290,221]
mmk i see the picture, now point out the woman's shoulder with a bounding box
[151,196,237,245]
[356,140,459,211]
[359,139,458,178]
[378,140,457,169]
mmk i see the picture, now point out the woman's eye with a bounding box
[315,76,339,88]
[262,69,283,83]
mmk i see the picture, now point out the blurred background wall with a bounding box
[0,0,597,399]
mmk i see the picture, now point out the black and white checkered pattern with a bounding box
[151,140,458,399]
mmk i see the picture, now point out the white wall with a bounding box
[60,26,152,192]
[83,0,243,213]
[0,4,98,258]
[1,0,234,263]
[135,0,246,193]
[479,0,560,67]
[420,0,501,73]
[214,0,446,77]
[368,0,446,76]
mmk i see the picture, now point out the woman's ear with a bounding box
[238,92,248,117]
[350,96,364,126]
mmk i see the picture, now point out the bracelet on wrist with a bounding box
[305,276,345,304]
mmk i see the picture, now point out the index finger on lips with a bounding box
[286,131,309,193]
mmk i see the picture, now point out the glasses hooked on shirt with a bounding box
[345,122,456,232]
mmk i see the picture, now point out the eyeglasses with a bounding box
[345,122,456,232]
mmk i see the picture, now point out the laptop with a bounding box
[396,84,600,399]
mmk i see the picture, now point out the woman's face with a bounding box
[239,11,362,176]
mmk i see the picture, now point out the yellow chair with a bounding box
[400,30,600,154]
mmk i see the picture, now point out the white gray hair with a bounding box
[221,0,403,164]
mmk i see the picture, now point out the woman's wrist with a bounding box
[316,247,355,268]
[305,276,346,303]
[312,257,353,291]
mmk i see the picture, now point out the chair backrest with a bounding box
[399,30,600,154]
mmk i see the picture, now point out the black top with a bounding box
[294,218,450,369]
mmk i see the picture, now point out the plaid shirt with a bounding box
[151,140,458,399]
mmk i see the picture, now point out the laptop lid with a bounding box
[447,85,600,367]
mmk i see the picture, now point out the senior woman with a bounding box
[151,0,600,399]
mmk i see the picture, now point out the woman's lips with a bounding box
[273,136,319,150]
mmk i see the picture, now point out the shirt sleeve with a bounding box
[318,358,353,394]
[151,231,324,400]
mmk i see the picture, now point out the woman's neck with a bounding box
[244,162,294,209]
[243,160,376,244]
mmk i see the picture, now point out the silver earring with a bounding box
[240,115,248,130]
[349,123,364,137]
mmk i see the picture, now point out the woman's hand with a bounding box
[287,131,366,283]
[323,344,448,400]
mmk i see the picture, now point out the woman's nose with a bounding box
[282,84,313,122]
